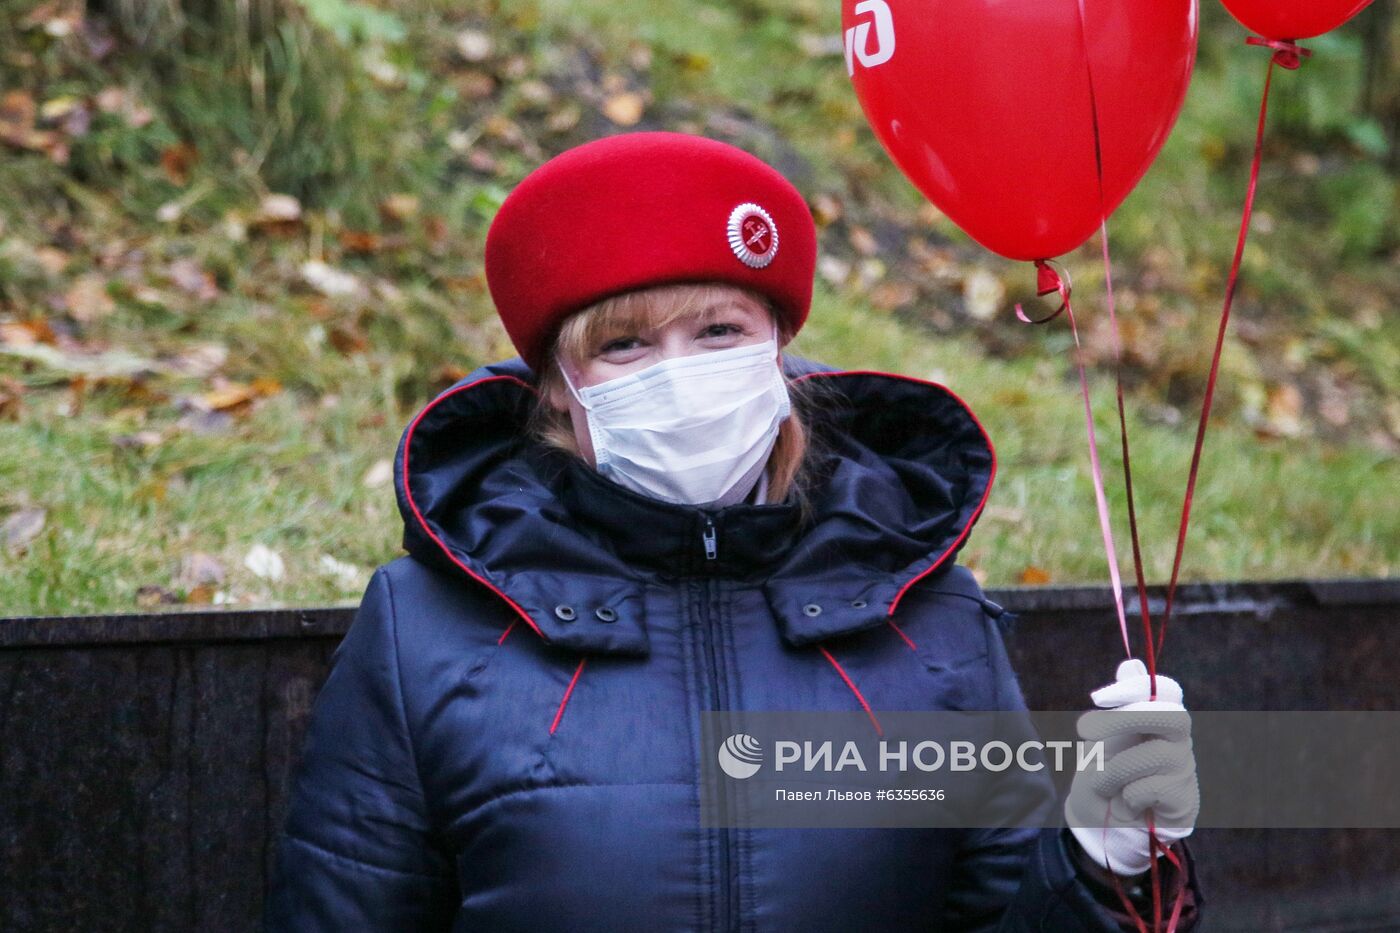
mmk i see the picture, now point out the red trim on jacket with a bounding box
[550,657,588,735]
[401,374,548,642]
[819,645,883,736]
[791,370,997,619]
[887,619,918,652]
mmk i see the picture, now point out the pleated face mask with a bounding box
[560,324,791,507]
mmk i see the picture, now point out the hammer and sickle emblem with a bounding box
[744,218,771,250]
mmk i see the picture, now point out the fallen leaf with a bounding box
[3,507,46,553]
[177,551,226,588]
[0,377,23,420]
[454,29,493,62]
[532,100,574,135]
[252,193,303,235]
[378,193,419,225]
[135,584,181,608]
[202,382,256,412]
[626,42,653,71]
[319,554,367,591]
[483,114,523,145]
[161,342,228,377]
[963,269,1005,322]
[809,193,843,227]
[0,342,158,377]
[670,50,712,74]
[602,92,645,127]
[301,259,361,297]
[454,70,497,101]
[0,90,36,138]
[0,321,42,347]
[113,430,163,449]
[160,142,198,186]
[328,322,368,355]
[338,230,382,255]
[33,246,70,276]
[869,280,917,312]
[363,459,394,488]
[244,543,285,581]
[466,149,498,173]
[1019,566,1052,585]
[422,215,449,246]
[93,86,152,127]
[847,226,879,257]
[817,255,851,286]
[21,1,83,37]
[166,257,219,301]
[1262,383,1305,438]
[516,79,553,107]
[174,408,232,436]
[64,274,116,321]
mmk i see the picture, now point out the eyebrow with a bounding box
[697,300,759,320]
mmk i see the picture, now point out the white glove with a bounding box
[1063,658,1200,876]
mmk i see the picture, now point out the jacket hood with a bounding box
[393,354,995,657]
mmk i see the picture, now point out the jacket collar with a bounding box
[393,355,995,657]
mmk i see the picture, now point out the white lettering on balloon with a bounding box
[844,0,896,76]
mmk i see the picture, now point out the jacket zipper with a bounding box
[694,514,736,929]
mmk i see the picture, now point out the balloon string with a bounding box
[1071,0,1163,919]
[1015,263,1131,658]
[1069,0,1156,691]
[1097,224,1157,701]
[1101,808,1188,933]
[1158,41,1299,661]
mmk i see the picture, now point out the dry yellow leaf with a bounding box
[1019,566,1052,585]
[602,92,645,127]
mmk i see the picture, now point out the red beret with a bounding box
[484,131,817,374]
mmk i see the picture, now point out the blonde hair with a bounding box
[526,282,828,523]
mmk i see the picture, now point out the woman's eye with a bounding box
[599,337,640,353]
[701,323,741,338]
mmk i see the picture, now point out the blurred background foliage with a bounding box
[0,0,1395,614]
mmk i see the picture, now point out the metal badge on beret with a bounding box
[727,202,779,269]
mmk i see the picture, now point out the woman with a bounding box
[265,132,1202,931]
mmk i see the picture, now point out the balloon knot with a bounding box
[1246,36,1312,70]
[1016,259,1072,325]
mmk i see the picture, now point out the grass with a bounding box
[0,0,1395,616]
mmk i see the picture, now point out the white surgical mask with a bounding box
[561,325,790,507]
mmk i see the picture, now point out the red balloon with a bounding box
[1220,0,1374,41]
[842,0,1197,261]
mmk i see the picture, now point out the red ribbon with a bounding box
[1245,35,1313,70]
[1157,37,1301,664]
[1015,261,1135,662]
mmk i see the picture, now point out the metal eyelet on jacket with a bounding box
[594,606,617,623]
[554,604,577,621]
[850,599,867,609]
[803,603,822,617]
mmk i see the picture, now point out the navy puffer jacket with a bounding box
[265,353,1201,931]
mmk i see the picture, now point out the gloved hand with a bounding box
[1063,658,1200,877]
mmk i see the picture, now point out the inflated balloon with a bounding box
[1220,0,1374,42]
[842,0,1197,261]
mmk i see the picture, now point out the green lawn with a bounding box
[0,0,1395,616]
